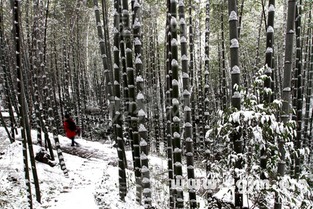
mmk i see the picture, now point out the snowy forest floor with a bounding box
[0,127,210,209]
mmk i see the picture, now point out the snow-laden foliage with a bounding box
[205,68,313,208]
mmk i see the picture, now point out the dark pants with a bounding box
[70,137,76,146]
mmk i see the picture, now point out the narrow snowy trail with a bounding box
[48,139,113,209]
[50,185,98,209]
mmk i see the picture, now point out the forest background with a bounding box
[1,0,313,208]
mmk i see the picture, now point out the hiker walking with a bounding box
[63,113,79,146]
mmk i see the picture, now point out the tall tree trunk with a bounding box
[179,0,196,207]
[227,0,242,207]
[93,0,113,136]
[275,1,297,208]
[112,0,127,200]
[303,5,312,152]
[0,7,15,143]
[237,0,244,39]
[305,7,313,164]
[220,2,227,110]
[31,0,43,147]
[264,0,275,103]
[260,1,275,208]
[294,0,302,178]
[166,0,174,206]
[133,1,152,207]
[309,19,313,163]
[170,0,184,208]
[127,0,143,204]
[12,0,37,206]
[204,0,213,204]
[101,0,113,75]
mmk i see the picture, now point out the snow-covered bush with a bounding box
[205,67,313,208]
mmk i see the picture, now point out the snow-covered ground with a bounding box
[0,127,146,209]
[0,127,209,209]
[1,126,312,209]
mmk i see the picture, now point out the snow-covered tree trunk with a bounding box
[0,10,15,143]
[31,0,43,147]
[170,0,184,208]
[275,1,297,208]
[179,0,196,207]
[307,33,313,163]
[93,0,112,132]
[305,7,313,163]
[294,2,303,178]
[137,75,152,208]
[166,0,174,206]
[203,0,211,135]
[51,32,63,135]
[188,0,197,159]
[61,31,71,113]
[121,0,130,148]
[113,0,127,201]
[101,0,113,75]
[128,0,143,204]
[155,21,164,157]
[12,0,40,206]
[204,0,213,204]
[228,0,242,207]
[260,1,275,208]
[264,0,275,103]
[195,5,204,156]
[133,1,152,206]
[220,3,228,111]
[237,0,244,39]
[303,6,312,154]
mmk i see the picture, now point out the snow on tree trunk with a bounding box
[228,0,242,207]
[179,0,196,207]
[112,0,127,200]
[275,1,297,208]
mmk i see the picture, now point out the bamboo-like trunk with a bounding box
[112,0,127,200]
[133,1,152,207]
[31,0,43,147]
[101,0,113,75]
[204,0,213,204]
[275,1,297,208]
[294,1,302,178]
[227,0,242,207]
[237,0,244,39]
[166,0,174,206]
[220,3,227,110]
[303,5,312,152]
[260,1,275,208]
[179,0,196,207]
[12,0,38,206]
[264,0,275,103]
[306,8,313,164]
[126,0,143,204]
[93,0,112,123]
[170,0,184,208]
[0,11,15,142]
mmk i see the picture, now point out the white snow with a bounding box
[229,11,238,21]
[266,47,273,53]
[0,114,311,209]
[269,4,275,12]
[231,65,240,74]
[230,38,239,48]
[171,59,178,67]
[133,18,141,28]
[267,26,274,33]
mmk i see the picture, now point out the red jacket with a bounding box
[63,119,77,138]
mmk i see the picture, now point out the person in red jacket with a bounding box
[63,113,78,146]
